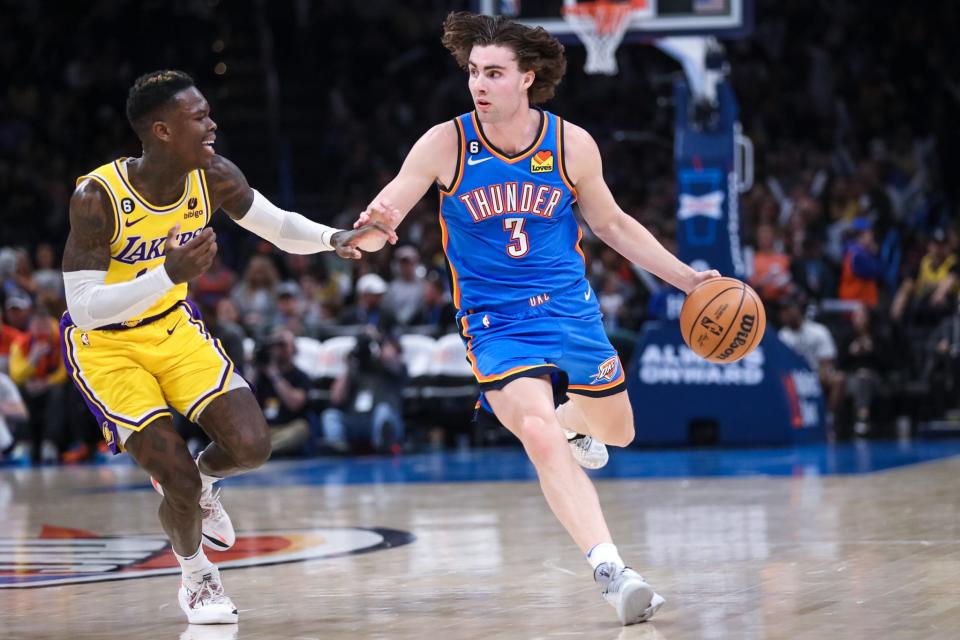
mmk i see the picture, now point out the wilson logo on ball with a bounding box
[715,314,756,361]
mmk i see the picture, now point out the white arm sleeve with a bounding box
[63,267,175,330]
[233,189,341,254]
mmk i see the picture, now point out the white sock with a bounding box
[586,542,624,570]
[556,402,580,439]
[195,452,221,492]
[175,545,213,577]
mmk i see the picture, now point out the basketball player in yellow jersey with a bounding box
[355,13,719,625]
[61,70,396,625]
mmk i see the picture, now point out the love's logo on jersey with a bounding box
[531,150,554,173]
[0,525,414,589]
[590,356,620,383]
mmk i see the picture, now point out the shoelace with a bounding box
[187,572,230,608]
[570,435,594,451]
[199,488,224,520]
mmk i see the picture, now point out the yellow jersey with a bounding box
[76,158,212,325]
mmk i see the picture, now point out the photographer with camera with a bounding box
[320,329,406,454]
[251,328,313,456]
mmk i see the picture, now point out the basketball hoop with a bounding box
[562,1,640,75]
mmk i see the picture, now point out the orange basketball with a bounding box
[679,277,766,363]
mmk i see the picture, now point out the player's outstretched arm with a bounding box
[205,155,397,259]
[61,181,184,330]
[352,122,459,251]
[564,123,719,294]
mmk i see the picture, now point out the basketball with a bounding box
[679,277,766,363]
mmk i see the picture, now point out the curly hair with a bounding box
[442,12,566,104]
[125,69,195,134]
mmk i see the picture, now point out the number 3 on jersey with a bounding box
[503,217,529,258]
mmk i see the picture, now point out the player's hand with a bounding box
[163,225,217,283]
[682,269,722,294]
[331,222,398,259]
[353,199,402,230]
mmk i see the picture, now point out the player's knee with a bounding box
[159,468,202,507]
[604,422,635,448]
[229,427,272,469]
[518,414,566,464]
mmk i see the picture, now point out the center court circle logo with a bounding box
[0,525,414,589]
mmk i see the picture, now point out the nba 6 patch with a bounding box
[531,150,554,173]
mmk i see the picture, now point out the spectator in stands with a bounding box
[321,331,406,454]
[211,298,247,375]
[338,273,397,333]
[838,218,883,308]
[192,254,236,312]
[0,249,19,298]
[250,328,312,457]
[298,265,342,336]
[750,224,793,303]
[274,281,307,336]
[837,305,892,437]
[231,254,280,335]
[409,271,457,334]
[791,236,836,302]
[32,242,63,302]
[3,292,32,332]
[10,248,36,298]
[0,371,27,460]
[0,304,26,375]
[383,245,426,326]
[891,229,956,325]
[925,294,960,416]
[778,295,845,431]
[598,272,628,332]
[8,310,67,463]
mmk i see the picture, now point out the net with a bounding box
[562,1,637,75]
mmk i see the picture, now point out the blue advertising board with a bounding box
[627,322,826,446]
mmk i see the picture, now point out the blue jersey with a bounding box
[439,109,585,311]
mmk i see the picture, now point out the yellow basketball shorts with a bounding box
[60,300,237,454]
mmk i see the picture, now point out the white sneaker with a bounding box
[565,431,609,469]
[178,567,238,624]
[40,440,59,463]
[179,623,239,640]
[151,478,236,550]
[594,563,665,625]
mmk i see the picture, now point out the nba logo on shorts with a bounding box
[101,421,114,447]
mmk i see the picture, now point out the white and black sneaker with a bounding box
[178,566,238,624]
[151,478,236,550]
[594,562,665,625]
[565,430,609,470]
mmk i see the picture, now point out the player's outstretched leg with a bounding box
[126,419,238,624]
[486,377,664,624]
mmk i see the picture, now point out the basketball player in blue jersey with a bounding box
[355,13,719,624]
[61,70,395,624]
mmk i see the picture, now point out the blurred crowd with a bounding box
[1,1,958,463]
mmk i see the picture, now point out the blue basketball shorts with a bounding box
[456,279,626,403]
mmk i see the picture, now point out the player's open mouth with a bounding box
[202,138,216,153]
[476,99,491,110]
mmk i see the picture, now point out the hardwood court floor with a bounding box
[2,443,960,640]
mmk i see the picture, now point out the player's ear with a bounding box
[520,70,534,92]
[151,120,172,142]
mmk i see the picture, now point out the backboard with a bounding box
[475,0,753,41]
